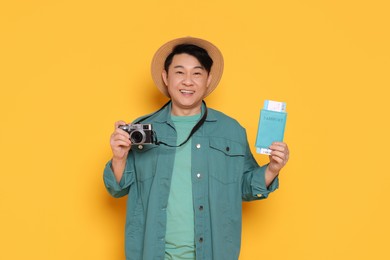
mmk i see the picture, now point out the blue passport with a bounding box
[255,100,287,154]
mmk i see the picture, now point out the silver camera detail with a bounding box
[118,124,154,145]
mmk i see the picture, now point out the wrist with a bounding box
[110,157,127,182]
[111,156,126,169]
[112,150,129,162]
[112,156,126,165]
[266,164,280,177]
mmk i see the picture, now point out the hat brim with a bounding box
[151,37,224,98]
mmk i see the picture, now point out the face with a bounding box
[162,53,212,116]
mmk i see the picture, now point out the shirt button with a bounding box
[138,145,143,150]
[196,173,201,178]
[226,146,230,152]
[199,237,203,243]
[256,194,263,198]
[196,144,201,149]
[199,205,204,211]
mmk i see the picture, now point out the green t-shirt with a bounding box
[165,113,200,260]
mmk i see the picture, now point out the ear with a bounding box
[206,74,212,88]
[162,70,168,86]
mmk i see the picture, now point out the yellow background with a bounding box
[1,0,389,259]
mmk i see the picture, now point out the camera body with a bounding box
[118,124,154,145]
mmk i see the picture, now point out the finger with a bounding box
[269,142,289,154]
[269,145,287,155]
[114,120,127,129]
[113,128,130,139]
[270,154,284,165]
[112,132,131,144]
[111,137,131,148]
[271,144,289,157]
[112,139,132,148]
[270,142,287,149]
[270,150,288,160]
[111,136,131,150]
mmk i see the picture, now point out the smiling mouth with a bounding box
[180,90,195,94]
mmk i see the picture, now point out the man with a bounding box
[103,37,289,260]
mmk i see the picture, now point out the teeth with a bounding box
[180,90,194,94]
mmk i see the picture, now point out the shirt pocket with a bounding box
[208,137,245,184]
[132,144,159,182]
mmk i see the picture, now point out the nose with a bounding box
[182,73,194,86]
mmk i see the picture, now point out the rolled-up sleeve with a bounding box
[241,141,279,201]
[103,154,135,198]
[248,164,279,200]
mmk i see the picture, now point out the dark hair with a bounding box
[164,44,213,73]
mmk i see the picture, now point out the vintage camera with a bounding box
[118,124,154,145]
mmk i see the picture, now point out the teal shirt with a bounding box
[103,102,279,260]
[165,114,200,259]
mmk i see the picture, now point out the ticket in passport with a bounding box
[255,100,287,155]
[263,100,286,112]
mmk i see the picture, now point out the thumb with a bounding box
[114,120,127,129]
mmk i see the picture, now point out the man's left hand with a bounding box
[267,142,290,175]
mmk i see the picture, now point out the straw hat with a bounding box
[151,36,224,97]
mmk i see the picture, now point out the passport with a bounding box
[255,100,287,155]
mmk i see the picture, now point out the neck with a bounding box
[171,101,202,116]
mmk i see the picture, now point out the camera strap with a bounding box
[135,100,208,148]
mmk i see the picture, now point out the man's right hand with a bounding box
[110,121,132,159]
[110,121,132,181]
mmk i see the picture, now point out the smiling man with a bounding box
[162,52,211,116]
[103,37,289,260]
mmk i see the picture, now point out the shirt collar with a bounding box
[154,100,217,123]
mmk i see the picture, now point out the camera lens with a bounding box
[130,130,145,144]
